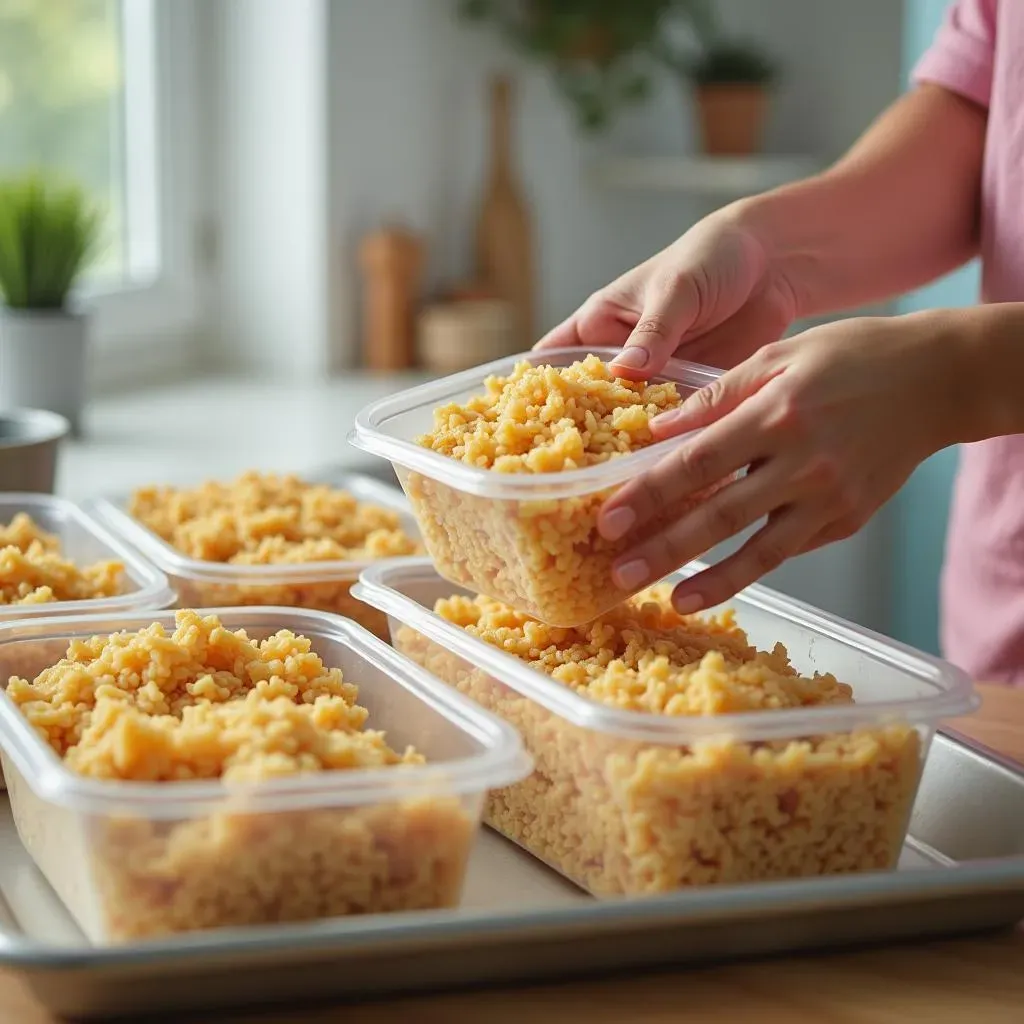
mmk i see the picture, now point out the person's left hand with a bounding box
[597,313,964,613]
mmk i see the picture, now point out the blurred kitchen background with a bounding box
[0,0,972,655]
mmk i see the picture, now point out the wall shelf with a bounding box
[594,155,823,197]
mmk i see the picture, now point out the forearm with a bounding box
[936,303,1024,443]
[735,84,987,318]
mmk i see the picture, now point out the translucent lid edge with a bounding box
[85,473,422,583]
[0,606,532,816]
[349,347,724,500]
[354,559,979,742]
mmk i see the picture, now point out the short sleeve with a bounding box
[912,0,997,109]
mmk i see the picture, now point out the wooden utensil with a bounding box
[358,225,424,371]
[474,74,534,352]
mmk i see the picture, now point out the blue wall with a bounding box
[890,0,980,654]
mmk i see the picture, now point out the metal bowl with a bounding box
[0,408,70,494]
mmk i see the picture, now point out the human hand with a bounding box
[597,314,963,613]
[534,203,800,376]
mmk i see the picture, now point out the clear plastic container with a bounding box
[353,557,979,898]
[0,494,174,619]
[0,606,531,944]
[88,473,421,640]
[349,347,727,627]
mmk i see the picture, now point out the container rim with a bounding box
[85,472,421,584]
[353,557,980,744]
[0,605,532,817]
[0,493,175,618]
[347,346,724,500]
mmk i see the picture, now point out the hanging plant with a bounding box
[456,0,713,133]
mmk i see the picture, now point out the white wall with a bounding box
[213,0,331,377]
[329,0,903,350]
[326,0,904,631]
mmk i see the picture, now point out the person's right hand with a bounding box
[534,202,801,378]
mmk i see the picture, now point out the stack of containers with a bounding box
[0,479,531,941]
[348,346,979,898]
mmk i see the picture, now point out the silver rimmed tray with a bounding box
[1,729,1023,1021]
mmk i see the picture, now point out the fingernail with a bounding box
[652,407,683,428]
[601,507,636,541]
[613,558,650,591]
[613,347,649,371]
[673,592,705,615]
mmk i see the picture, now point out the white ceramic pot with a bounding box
[0,309,88,437]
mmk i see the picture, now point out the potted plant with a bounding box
[457,0,696,133]
[0,172,101,437]
[688,41,778,156]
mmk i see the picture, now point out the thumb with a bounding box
[534,312,582,350]
[609,275,700,381]
[650,348,782,440]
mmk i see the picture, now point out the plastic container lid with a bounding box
[87,472,421,586]
[0,494,174,618]
[348,346,723,500]
[353,557,980,745]
[0,606,531,817]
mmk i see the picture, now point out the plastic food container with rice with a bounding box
[0,606,530,944]
[0,495,175,797]
[353,557,979,898]
[0,494,173,619]
[87,472,421,640]
[349,347,728,627]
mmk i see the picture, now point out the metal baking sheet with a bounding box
[1,729,1023,1021]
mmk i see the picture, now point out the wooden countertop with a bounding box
[3,683,1023,1024]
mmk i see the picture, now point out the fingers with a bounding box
[599,372,784,542]
[534,295,636,351]
[609,275,701,381]
[668,509,818,613]
[672,293,791,370]
[534,313,583,350]
[799,518,860,556]
[650,343,786,441]
[609,459,799,593]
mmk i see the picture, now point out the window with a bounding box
[0,0,203,384]
[0,0,158,286]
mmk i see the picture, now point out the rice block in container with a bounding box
[0,606,530,943]
[349,348,730,628]
[0,494,173,790]
[88,472,422,641]
[354,558,978,898]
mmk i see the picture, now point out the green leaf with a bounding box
[455,0,717,132]
[0,170,103,310]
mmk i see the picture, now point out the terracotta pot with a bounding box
[695,84,770,156]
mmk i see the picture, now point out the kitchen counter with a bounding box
[57,373,430,502]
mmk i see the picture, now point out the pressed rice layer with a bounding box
[0,513,123,606]
[127,472,421,637]
[395,587,921,895]
[5,610,473,941]
[408,356,722,625]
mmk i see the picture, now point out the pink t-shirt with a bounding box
[914,0,1024,685]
